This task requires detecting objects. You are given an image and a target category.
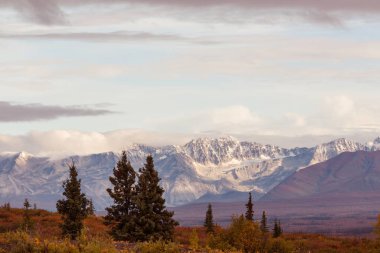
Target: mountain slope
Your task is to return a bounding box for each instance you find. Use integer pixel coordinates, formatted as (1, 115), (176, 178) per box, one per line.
(262, 150), (380, 201)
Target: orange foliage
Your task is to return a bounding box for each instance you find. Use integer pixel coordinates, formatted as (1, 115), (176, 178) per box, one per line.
(0, 207), (108, 239)
(174, 226), (207, 247)
(2, 207), (380, 253)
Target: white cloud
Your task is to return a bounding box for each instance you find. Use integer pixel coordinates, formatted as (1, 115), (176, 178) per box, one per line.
(0, 129), (190, 157)
(151, 105), (263, 134)
(1, 96), (380, 156)
(284, 113), (307, 127)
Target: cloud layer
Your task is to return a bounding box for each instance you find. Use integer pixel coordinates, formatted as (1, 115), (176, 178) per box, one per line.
(0, 129), (190, 157)
(0, 101), (113, 122)
(0, 32), (185, 43)
(3, 0), (380, 25)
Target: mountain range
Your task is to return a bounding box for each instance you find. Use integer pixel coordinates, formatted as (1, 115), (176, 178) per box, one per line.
(0, 136), (379, 210)
(171, 148), (380, 236)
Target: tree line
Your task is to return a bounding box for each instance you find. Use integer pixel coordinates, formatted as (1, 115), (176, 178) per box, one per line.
(204, 192), (282, 238)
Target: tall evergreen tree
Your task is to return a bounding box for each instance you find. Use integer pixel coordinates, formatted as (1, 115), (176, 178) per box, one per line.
(204, 203), (214, 233)
(278, 220), (283, 236)
(260, 211), (268, 233)
(272, 219), (283, 238)
(56, 162), (89, 240)
(273, 219), (279, 238)
(105, 151), (137, 241)
(21, 198), (34, 232)
(245, 192), (254, 221)
(134, 155), (178, 241)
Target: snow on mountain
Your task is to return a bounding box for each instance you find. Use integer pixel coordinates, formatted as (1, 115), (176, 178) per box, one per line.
(0, 137), (377, 210)
(367, 137), (380, 151)
(308, 138), (368, 165)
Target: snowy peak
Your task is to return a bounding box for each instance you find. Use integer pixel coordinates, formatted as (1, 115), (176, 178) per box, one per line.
(14, 152), (32, 166)
(309, 138), (367, 165)
(183, 136), (241, 165)
(367, 137), (380, 151)
(182, 136), (294, 165)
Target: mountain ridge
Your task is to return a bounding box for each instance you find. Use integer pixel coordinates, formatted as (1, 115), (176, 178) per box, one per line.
(0, 136), (379, 210)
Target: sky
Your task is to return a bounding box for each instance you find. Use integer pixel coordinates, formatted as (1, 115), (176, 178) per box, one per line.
(0, 0), (380, 155)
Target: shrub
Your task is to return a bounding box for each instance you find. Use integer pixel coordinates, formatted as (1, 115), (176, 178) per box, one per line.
(207, 215), (264, 253)
(189, 229), (199, 251)
(267, 238), (293, 253)
(133, 240), (180, 253)
(2, 229), (118, 253)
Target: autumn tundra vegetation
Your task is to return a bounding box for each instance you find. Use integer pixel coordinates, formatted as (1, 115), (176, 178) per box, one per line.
(1, 151), (380, 252)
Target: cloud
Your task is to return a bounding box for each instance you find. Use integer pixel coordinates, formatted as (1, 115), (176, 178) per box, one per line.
(315, 95), (380, 133)
(1, 0), (66, 25)
(0, 31), (187, 43)
(151, 105), (263, 134)
(0, 129), (190, 157)
(0, 99), (379, 156)
(58, 0), (380, 13)
(3, 0), (380, 26)
(0, 101), (114, 122)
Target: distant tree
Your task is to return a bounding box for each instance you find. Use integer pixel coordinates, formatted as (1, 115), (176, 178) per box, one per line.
(204, 203), (215, 233)
(86, 199), (95, 216)
(2, 202), (11, 210)
(375, 215), (380, 239)
(33, 203), (37, 210)
(105, 151), (137, 241)
(133, 155), (178, 241)
(56, 162), (89, 240)
(272, 219), (283, 238)
(21, 198), (34, 232)
(245, 192), (254, 221)
(260, 211), (268, 233)
(278, 220), (283, 236)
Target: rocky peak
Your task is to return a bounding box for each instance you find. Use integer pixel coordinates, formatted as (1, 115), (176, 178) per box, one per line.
(183, 136), (241, 165)
(374, 137), (380, 144)
(309, 138), (366, 165)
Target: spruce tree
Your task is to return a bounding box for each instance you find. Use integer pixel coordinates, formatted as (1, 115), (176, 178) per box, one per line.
(273, 219), (279, 238)
(21, 198), (34, 232)
(278, 220), (283, 236)
(86, 199), (95, 216)
(204, 203), (214, 233)
(272, 219), (282, 238)
(245, 192), (254, 221)
(260, 211), (268, 233)
(105, 151), (137, 241)
(56, 162), (89, 240)
(134, 155), (178, 241)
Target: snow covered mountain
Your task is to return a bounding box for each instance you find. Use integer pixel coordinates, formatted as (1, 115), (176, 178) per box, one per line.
(0, 136), (377, 210)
